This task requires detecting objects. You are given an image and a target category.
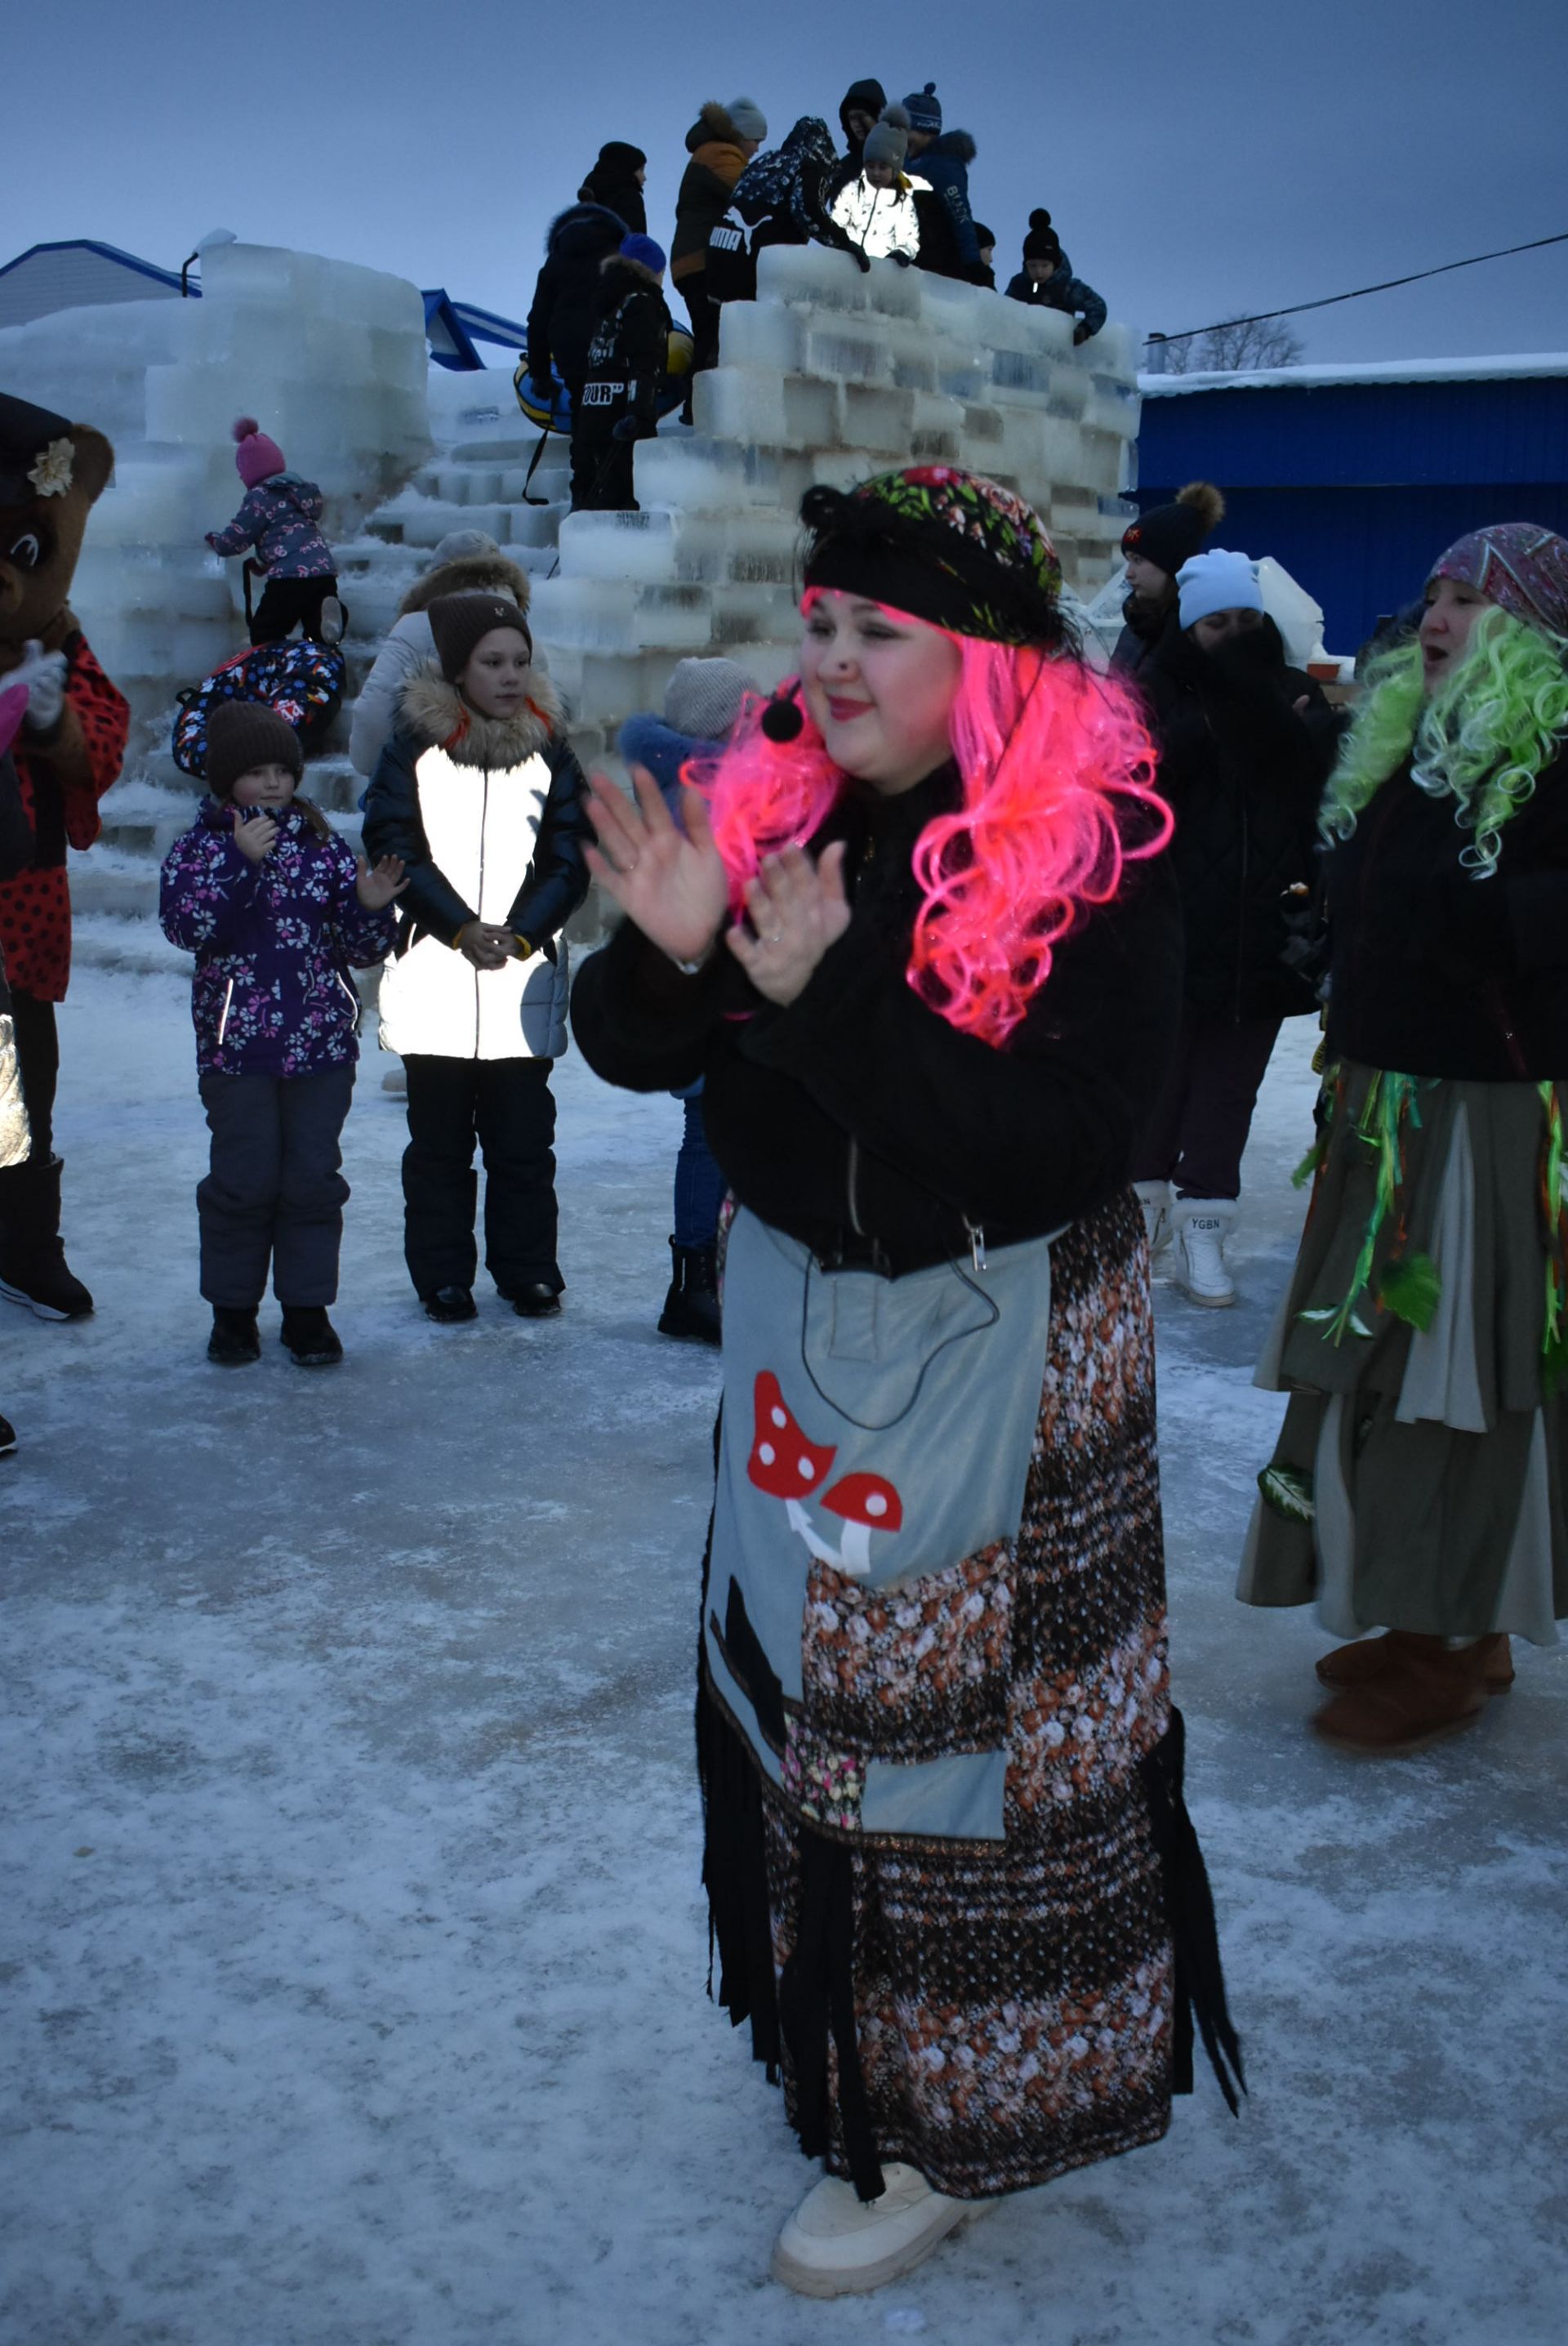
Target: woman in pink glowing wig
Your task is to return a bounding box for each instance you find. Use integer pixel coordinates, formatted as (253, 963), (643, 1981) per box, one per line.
(572, 466), (1241, 2297)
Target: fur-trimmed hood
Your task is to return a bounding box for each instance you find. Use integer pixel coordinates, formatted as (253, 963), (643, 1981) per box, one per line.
(399, 662), (563, 768)
(544, 200), (632, 260)
(399, 554), (532, 619)
(925, 129), (977, 164)
(597, 252), (664, 296)
(686, 100), (746, 154)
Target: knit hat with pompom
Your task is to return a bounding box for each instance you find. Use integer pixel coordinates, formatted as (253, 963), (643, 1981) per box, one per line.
(902, 82), (942, 132)
(232, 417), (287, 488)
(862, 104), (910, 170)
(1022, 210), (1061, 264)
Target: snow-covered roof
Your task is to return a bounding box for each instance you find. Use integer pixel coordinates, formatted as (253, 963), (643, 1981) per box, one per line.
(0, 240), (187, 330)
(1139, 352), (1568, 395)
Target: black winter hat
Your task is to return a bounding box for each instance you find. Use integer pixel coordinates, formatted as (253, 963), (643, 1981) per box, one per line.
(594, 140), (647, 173)
(1120, 481), (1227, 579)
(1022, 209), (1061, 264)
(205, 701), (305, 796)
(427, 593), (532, 681)
(972, 223), (996, 249)
(839, 78), (887, 137)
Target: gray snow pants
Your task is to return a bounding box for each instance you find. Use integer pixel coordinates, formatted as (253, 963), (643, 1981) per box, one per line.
(197, 1066), (354, 1308)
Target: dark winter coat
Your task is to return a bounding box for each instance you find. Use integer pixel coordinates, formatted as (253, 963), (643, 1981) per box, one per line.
(1111, 600), (1178, 680)
(672, 105), (753, 284)
(1004, 253), (1107, 344)
(207, 475), (336, 578)
(577, 255), (673, 436)
(1143, 618), (1341, 1022)
(526, 203), (631, 390)
(577, 163), (646, 237)
(159, 797), (395, 1078)
(910, 132), (981, 279)
(0, 632), (128, 1002)
(1325, 752), (1568, 1082)
(571, 763), (1182, 1273)
(363, 667), (589, 1061)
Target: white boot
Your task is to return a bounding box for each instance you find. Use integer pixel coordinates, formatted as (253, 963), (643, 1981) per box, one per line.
(771, 2162), (973, 2298)
(1174, 1198), (1238, 1307)
(1134, 1179), (1173, 1268)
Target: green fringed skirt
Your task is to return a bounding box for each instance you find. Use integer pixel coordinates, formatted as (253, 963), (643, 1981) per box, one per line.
(1239, 1063), (1568, 1644)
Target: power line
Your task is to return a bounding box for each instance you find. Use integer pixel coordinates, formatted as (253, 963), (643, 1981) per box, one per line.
(1154, 230), (1568, 345)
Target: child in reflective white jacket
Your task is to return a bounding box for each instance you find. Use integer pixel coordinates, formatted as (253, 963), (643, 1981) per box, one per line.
(829, 105), (923, 264)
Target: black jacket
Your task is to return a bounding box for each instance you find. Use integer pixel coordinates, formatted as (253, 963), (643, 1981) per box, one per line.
(577, 256), (672, 435)
(1143, 618), (1341, 1021)
(577, 165), (646, 237)
(571, 765), (1182, 1273)
(1326, 752), (1568, 1080)
(526, 203), (630, 389)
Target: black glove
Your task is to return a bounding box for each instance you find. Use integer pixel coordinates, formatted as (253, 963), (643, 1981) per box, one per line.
(853, 248), (871, 273)
(1072, 321), (1093, 346)
(892, 250), (913, 268)
(612, 413), (642, 443)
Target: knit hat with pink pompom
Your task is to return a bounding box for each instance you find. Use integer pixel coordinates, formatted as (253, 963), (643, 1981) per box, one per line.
(232, 417), (286, 488)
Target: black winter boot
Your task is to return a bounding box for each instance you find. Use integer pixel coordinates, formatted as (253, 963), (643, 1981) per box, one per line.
(0, 1412), (16, 1456)
(0, 1155), (94, 1320)
(658, 1237), (721, 1345)
(208, 1306), (261, 1366)
(279, 1305), (343, 1367)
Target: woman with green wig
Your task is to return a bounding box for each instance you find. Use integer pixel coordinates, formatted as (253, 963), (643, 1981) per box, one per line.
(1240, 522), (1568, 1753)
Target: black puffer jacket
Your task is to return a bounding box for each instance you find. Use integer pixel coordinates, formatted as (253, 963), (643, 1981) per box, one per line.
(571, 765), (1182, 1273)
(579, 255), (673, 435)
(1326, 752), (1568, 1080)
(526, 203), (630, 389)
(1143, 617), (1342, 1021)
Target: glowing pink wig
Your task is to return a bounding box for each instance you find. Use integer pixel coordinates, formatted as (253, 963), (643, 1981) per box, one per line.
(689, 600), (1170, 1048)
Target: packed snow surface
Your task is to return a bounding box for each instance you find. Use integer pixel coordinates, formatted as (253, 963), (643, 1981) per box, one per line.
(2, 975), (1564, 2344)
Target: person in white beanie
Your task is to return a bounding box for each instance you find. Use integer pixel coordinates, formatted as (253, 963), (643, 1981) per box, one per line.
(1133, 549), (1343, 1305)
(829, 105), (925, 262)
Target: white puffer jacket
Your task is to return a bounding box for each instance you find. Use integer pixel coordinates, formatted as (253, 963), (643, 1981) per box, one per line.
(829, 173), (926, 262)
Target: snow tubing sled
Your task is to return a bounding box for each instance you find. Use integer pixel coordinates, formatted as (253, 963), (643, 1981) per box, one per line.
(172, 640), (346, 778)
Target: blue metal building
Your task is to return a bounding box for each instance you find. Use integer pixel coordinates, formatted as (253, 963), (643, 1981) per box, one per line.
(1134, 355), (1568, 653)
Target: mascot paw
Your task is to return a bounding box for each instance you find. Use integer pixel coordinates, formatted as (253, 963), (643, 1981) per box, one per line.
(13, 639), (68, 733)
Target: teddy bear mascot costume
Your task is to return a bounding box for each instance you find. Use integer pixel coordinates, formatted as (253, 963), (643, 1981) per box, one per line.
(0, 392), (128, 1319)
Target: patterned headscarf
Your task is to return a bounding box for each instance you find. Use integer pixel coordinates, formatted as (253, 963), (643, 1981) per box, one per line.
(801, 466), (1065, 645)
(1429, 523), (1568, 643)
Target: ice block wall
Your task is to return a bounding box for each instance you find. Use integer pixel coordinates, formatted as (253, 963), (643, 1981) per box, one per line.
(0, 243), (431, 728)
(531, 244), (1141, 742)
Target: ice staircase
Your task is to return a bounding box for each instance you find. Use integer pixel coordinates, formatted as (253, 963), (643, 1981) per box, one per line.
(71, 247), (1143, 975)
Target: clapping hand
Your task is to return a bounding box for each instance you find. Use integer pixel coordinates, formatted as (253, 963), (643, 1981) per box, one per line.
(585, 766), (730, 967)
(231, 807), (278, 863)
(726, 844), (851, 1006)
(355, 853), (408, 910)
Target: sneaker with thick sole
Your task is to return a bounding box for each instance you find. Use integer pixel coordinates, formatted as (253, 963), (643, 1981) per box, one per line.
(1173, 1199), (1237, 1308)
(0, 1257), (95, 1321)
(770, 2164), (975, 2299)
(318, 595), (346, 646)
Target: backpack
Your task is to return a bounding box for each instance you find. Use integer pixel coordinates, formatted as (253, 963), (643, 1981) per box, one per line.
(172, 640), (345, 778)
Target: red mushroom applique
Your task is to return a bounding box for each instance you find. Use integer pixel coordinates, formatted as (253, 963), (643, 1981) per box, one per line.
(747, 1373), (839, 1558)
(820, 1471), (904, 1578)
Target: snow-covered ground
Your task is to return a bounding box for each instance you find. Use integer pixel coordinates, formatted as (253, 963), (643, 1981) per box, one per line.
(2, 973), (1564, 2346)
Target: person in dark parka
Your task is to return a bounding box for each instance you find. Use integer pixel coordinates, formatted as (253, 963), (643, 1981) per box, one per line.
(525, 203), (631, 410)
(571, 235), (674, 512)
(577, 141), (648, 236)
(901, 83), (984, 281)
(1111, 481), (1226, 680)
(1133, 549), (1343, 1305)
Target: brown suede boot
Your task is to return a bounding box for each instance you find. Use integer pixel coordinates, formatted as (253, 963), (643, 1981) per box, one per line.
(1312, 1636), (1499, 1755)
(1316, 1629), (1514, 1693)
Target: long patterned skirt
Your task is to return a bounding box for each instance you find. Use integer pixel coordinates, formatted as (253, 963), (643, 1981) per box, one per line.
(700, 1190), (1238, 2201)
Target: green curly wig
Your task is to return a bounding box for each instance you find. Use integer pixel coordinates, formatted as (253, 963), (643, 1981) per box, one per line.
(1321, 604), (1568, 876)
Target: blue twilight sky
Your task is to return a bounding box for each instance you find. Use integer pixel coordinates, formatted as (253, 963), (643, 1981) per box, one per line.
(10, 0), (1566, 364)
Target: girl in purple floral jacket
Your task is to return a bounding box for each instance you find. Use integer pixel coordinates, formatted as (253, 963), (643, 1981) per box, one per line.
(159, 702), (405, 1367)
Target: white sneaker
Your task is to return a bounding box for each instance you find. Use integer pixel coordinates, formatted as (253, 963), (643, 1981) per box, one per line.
(1134, 1179), (1173, 1268)
(318, 595), (346, 646)
(771, 2163), (973, 2298)
(1174, 1198), (1237, 1307)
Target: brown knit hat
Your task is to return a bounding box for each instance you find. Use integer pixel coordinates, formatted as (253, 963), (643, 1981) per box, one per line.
(427, 593), (532, 681)
(205, 700), (305, 796)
